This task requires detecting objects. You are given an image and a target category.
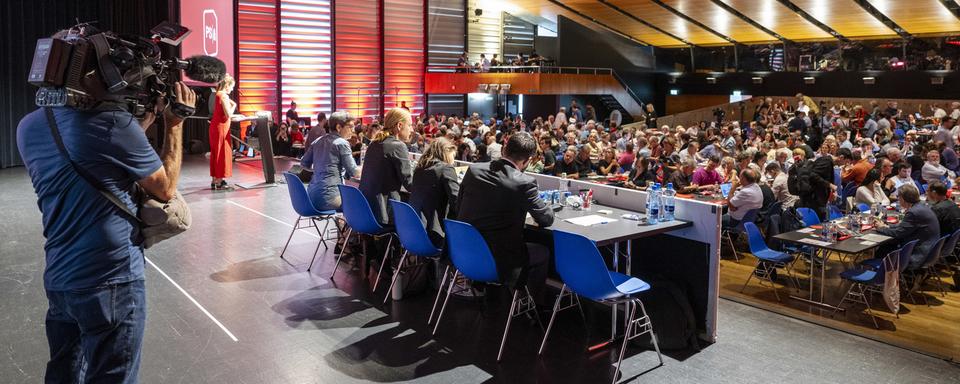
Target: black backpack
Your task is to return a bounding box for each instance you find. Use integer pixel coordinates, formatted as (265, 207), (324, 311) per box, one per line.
(787, 159), (814, 198)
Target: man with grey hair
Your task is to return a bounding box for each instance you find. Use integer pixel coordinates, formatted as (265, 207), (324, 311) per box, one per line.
(875, 184), (940, 267)
(668, 158), (698, 193)
(884, 146), (902, 164)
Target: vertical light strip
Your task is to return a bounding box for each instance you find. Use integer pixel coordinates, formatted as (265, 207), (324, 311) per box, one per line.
(238, 0), (279, 118)
(383, 0), (425, 116)
(280, 0), (334, 121)
(335, 0), (382, 122)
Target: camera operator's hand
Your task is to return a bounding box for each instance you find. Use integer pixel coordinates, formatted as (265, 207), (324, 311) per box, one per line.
(164, 82), (197, 128)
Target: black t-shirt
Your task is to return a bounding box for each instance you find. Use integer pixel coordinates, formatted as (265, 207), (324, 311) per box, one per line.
(597, 159), (618, 175)
(555, 159), (580, 177)
(628, 168), (656, 187)
(575, 157), (594, 178)
(286, 109), (299, 122)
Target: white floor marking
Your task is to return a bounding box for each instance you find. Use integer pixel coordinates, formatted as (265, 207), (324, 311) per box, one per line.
(225, 199), (322, 239)
(145, 257), (240, 342)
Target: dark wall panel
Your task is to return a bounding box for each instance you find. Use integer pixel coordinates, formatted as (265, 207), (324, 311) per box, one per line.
(1, 0), (174, 168)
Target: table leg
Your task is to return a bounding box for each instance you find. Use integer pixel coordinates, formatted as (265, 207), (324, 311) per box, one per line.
(611, 242), (619, 341)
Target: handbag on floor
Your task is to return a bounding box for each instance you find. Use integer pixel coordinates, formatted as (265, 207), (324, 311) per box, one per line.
(44, 108), (191, 249)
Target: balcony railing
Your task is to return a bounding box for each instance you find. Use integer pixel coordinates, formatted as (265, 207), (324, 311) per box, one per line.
(426, 66), (644, 106)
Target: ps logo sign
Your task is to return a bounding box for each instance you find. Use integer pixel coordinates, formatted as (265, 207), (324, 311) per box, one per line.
(203, 9), (218, 56)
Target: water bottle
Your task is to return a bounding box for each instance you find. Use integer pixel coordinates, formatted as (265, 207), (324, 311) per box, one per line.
(359, 142), (367, 166)
(559, 173), (569, 206)
(662, 183), (676, 221)
(647, 184), (660, 225)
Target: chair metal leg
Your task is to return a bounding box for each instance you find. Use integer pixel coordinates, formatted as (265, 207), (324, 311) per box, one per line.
(636, 300), (664, 366)
(383, 251), (409, 305)
(740, 261), (759, 293)
(280, 216), (302, 259)
(372, 235), (394, 292)
(432, 270), (459, 335)
(859, 284), (880, 329)
(427, 265), (450, 325)
(306, 219), (326, 272)
(538, 284), (565, 355)
(316, 218), (332, 250)
(330, 228), (353, 278)
(612, 300), (638, 384)
(497, 289), (521, 362)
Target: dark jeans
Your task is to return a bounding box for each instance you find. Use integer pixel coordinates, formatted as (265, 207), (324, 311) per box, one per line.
(721, 214), (741, 230)
(45, 279), (146, 384)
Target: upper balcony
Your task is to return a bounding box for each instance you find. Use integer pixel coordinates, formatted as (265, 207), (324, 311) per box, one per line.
(424, 66), (646, 119)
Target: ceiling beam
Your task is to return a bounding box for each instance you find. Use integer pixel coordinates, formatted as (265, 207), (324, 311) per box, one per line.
(545, 0), (653, 46)
(706, 0), (793, 44)
(595, 0), (699, 47)
(647, 0), (740, 45)
(938, 0), (960, 24)
(850, 0), (911, 39)
(775, 0), (849, 42)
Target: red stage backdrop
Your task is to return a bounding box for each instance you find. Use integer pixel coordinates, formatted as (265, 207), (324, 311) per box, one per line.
(180, 0), (236, 84)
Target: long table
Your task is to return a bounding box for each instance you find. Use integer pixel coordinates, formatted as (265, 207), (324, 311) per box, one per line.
(526, 202), (692, 340)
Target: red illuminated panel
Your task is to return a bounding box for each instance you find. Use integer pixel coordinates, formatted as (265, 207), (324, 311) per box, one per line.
(335, 0), (382, 123)
(280, 0), (334, 122)
(383, 0), (425, 117)
(237, 0), (278, 118)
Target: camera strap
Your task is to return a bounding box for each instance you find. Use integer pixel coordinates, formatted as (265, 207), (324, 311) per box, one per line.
(44, 107), (142, 223)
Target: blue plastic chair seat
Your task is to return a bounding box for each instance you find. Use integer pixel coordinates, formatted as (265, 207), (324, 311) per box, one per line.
(860, 258), (882, 269)
(610, 272), (650, 295)
(753, 248), (793, 263)
(840, 268), (877, 283)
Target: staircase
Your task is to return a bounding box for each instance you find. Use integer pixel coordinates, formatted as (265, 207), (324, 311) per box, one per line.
(597, 95), (635, 125)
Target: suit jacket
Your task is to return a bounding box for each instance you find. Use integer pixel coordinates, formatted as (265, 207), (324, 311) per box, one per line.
(876, 204), (941, 265)
(457, 159), (554, 278)
(359, 136), (413, 225)
(408, 162), (460, 241)
(930, 199), (960, 237)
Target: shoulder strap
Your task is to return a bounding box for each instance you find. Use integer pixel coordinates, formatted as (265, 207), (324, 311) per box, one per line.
(44, 108), (142, 223)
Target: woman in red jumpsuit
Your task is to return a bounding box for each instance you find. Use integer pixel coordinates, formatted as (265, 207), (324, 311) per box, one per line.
(210, 74), (236, 189)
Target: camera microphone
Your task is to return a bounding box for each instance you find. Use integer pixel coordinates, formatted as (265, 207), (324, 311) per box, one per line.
(178, 55), (226, 84)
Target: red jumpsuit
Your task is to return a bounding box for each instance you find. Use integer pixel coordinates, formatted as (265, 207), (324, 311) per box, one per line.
(209, 91), (233, 178)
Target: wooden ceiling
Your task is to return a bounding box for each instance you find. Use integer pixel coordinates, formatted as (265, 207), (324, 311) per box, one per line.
(507, 0), (960, 47)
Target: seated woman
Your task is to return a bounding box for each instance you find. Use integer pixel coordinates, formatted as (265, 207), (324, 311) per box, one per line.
(625, 157), (657, 190)
(408, 138), (460, 245)
(301, 111), (359, 211)
(359, 108), (414, 225)
(597, 147), (619, 176)
(855, 168), (890, 207)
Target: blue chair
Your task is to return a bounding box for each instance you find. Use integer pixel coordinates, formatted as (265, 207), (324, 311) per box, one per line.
(828, 205), (844, 220)
(383, 200), (443, 306)
(839, 182), (857, 206)
(432, 219), (542, 362)
(833, 248), (900, 329)
(740, 222), (799, 302)
(280, 172), (337, 271)
(796, 207), (821, 226)
(904, 235), (949, 305)
(332, 185), (397, 292)
(540, 230), (662, 383)
(856, 203), (871, 213)
(722, 208), (760, 262)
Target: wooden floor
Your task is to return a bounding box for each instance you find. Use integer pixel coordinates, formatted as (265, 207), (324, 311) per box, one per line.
(718, 243), (960, 361)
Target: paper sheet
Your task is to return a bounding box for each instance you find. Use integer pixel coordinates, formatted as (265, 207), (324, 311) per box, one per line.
(564, 215), (618, 226)
(798, 238), (833, 247)
(797, 228), (815, 233)
(860, 240), (877, 246)
(859, 233), (892, 242)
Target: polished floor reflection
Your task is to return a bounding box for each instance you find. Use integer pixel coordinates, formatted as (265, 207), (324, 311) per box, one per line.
(1, 155), (958, 383)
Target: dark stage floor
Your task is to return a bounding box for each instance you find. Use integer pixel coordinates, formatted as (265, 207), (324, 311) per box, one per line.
(2, 155), (959, 383)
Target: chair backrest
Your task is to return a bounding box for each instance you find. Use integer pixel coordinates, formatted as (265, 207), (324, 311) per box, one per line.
(283, 172), (323, 216)
(897, 239), (919, 273)
(840, 182), (857, 201)
(389, 200), (441, 257)
(829, 204), (843, 221)
(940, 228), (960, 260)
(796, 207), (820, 226)
(856, 203), (871, 213)
(553, 230), (623, 301)
(337, 184), (384, 234)
(442, 219), (499, 283)
(743, 222), (771, 255)
(920, 235), (949, 269)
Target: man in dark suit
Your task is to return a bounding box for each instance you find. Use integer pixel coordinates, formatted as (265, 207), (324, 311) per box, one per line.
(875, 184), (941, 267)
(926, 181), (960, 237)
(457, 131), (554, 305)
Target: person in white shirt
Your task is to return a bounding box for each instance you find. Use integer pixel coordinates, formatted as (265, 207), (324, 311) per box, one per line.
(554, 107), (567, 130)
(922, 149), (955, 184)
(933, 117), (956, 148)
(479, 54), (490, 72)
(723, 169), (764, 229)
(765, 162), (798, 208)
(885, 162), (914, 200)
(855, 169), (890, 206)
(485, 134), (502, 161)
(931, 104), (948, 120)
(949, 101), (960, 120)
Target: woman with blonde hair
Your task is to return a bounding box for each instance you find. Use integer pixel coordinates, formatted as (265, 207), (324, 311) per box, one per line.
(409, 137), (460, 242)
(209, 73), (236, 189)
(359, 108), (414, 225)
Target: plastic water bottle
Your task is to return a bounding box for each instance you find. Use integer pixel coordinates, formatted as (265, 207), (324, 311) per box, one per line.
(559, 173), (569, 206)
(662, 183), (676, 221)
(647, 184), (660, 225)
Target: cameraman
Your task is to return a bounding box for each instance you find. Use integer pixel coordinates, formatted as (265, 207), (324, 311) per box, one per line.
(17, 82), (196, 383)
